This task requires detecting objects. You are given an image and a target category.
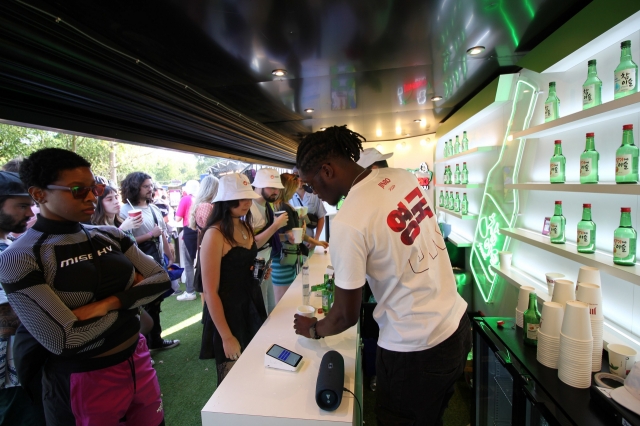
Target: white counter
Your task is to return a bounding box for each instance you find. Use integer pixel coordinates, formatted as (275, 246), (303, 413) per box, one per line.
(201, 247), (361, 426)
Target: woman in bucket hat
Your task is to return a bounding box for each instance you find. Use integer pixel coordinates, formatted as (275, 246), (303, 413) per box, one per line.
(199, 173), (269, 384)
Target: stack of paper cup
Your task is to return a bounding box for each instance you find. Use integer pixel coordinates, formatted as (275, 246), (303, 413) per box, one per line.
(545, 273), (564, 298)
(577, 266), (601, 287)
(551, 279), (575, 308)
(537, 301), (564, 368)
(576, 282), (604, 372)
(516, 286), (536, 328)
(558, 301), (593, 388)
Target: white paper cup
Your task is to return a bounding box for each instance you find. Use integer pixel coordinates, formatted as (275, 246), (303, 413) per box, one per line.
(540, 301), (564, 337)
(296, 305), (315, 318)
(292, 228), (303, 244)
(517, 286), (536, 312)
(608, 344), (637, 378)
(274, 211), (286, 218)
(561, 301), (592, 341)
(552, 279), (575, 308)
(499, 251), (512, 269)
(577, 266), (601, 286)
(545, 273), (564, 297)
(576, 283), (603, 319)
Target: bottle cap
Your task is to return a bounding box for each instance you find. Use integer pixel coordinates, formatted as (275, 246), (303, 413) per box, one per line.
(554, 140), (562, 144)
(621, 40), (631, 48)
(588, 59), (596, 66)
(463, 162), (467, 164)
(586, 132), (594, 137)
(463, 131), (467, 134)
(583, 203), (591, 208)
(623, 124), (633, 130)
(555, 201), (562, 205)
(622, 207), (631, 212)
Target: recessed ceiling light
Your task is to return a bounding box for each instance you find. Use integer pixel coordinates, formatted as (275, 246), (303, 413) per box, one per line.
(466, 46), (485, 55)
(304, 108), (314, 113)
(431, 96), (443, 101)
(320, 127), (327, 131)
(272, 69), (287, 76)
(376, 129), (382, 137)
(414, 119), (422, 123)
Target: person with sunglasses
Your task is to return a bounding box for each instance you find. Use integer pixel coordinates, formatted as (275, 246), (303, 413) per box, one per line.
(0, 148), (170, 426)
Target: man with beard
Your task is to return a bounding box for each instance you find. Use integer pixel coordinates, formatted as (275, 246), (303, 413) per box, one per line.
(120, 172), (179, 351)
(0, 171), (45, 424)
(250, 168), (289, 314)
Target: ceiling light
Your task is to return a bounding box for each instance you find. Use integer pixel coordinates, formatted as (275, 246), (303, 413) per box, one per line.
(304, 108), (314, 113)
(320, 127), (327, 131)
(420, 139), (427, 146)
(431, 96), (443, 101)
(376, 129), (382, 137)
(272, 69), (287, 76)
(376, 144), (383, 151)
(507, 135), (513, 141)
(396, 143), (403, 149)
(395, 126), (402, 135)
(466, 46), (485, 55)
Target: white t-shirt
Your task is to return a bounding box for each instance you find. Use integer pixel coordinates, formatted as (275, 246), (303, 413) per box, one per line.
(120, 204), (167, 259)
(331, 168), (467, 352)
(250, 201), (271, 261)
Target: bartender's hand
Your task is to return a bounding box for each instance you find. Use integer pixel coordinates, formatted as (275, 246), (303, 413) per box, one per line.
(274, 212), (289, 229)
(293, 314), (317, 338)
(223, 335), (242, 361)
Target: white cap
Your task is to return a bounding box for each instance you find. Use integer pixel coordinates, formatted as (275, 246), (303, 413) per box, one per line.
(183, 180), (200, 196)
(252, 168), (284, 189)
(356, 148), (393, 168)
(611, 360), (640, 415)
(213, 174), (261, 202)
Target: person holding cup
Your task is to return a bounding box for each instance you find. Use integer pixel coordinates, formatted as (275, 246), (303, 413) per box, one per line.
(91, 185), (143, 242)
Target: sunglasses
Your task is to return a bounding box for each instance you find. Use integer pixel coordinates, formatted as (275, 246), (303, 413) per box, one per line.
(47, 184), (106, 199)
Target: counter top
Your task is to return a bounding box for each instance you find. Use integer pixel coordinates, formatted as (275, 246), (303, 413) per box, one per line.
(201, 248), (360, 426)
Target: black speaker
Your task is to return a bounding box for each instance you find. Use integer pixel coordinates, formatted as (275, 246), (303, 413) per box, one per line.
(315, 350), (344, 411)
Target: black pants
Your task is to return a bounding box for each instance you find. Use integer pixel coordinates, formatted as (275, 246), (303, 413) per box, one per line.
(143, 297), (165, 348)
(375, 314), (471, 426)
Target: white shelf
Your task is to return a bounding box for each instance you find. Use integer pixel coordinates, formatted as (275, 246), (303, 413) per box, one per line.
(506, 182), (640, 195)
(490, 265), (551, 302)
(438, 208), (478, 220)
(447, 233), (472, 247)
(500, 227), (640, 286)
(434, 146), (499, 163)
(512, 91), (640, 140)
(435, 183), (485, 189)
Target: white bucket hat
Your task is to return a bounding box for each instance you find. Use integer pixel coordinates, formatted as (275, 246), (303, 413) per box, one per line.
(611, 360), (640, 415)
(252, 168), (284, 189)
(213, 174), (260, 202)
(356, 148), (393, 168)
(183, 180), (200, 196)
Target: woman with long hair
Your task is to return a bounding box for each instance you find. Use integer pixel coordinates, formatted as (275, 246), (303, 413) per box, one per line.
(0, 148), (170, 425)
(91, 185), (143, 239)
(199, 173), (267, 384)
(271, 173), (328, 303)
(189, 175), (219, 234)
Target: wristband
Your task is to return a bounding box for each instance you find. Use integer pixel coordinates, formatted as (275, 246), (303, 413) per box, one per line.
(148, 231), (153, 238)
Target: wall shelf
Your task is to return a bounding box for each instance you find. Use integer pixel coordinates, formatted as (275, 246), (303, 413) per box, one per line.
(435, 183), (485, 189)
(438, 208), (478, 220)
(506, 182), (640, 195)
(490, 265), (551, 301)
(448, 233), (472, 247)
(500, 227), (640, 286)
(511, 91), (640, 140)
(434, 146), (499, 163)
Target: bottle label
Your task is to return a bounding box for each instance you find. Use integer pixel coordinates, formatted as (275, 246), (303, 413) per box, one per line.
(616, 154), (632, 176)
(550, 223), (560, 238)
(583, 84), (595, 105)
(526, 323), (540, 340)
(544, 102), (555, 120)
(577, 229), (591, 246)
(580, 158), (592, 176)
(614, 237), (630, 257)
(615, 69), (636, 93)
(550, 161), (561, 178)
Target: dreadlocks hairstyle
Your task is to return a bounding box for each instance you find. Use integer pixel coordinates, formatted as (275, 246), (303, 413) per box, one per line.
(295, 125), (366, 174)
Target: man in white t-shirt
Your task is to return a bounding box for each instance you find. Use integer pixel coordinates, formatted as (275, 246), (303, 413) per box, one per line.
(293, 126), (470, 425)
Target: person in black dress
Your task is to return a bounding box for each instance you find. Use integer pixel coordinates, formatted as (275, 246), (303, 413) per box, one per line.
(199, 173), (268, 384)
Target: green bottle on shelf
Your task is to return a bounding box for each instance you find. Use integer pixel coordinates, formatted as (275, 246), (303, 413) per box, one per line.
(582, 59), (602, 110)
(447, 191), (454, 210)
(544, 81), (560, 123)
(460, 193), (469, 215)
(444, 140), (450, 158)
(577, 203), (596, 254)
(462, 131), (469, 151)
(614, 40), (638, 99)
(523, 292), (541, 346)
(550, 201), (566, 244)
(616, 124), (638, 183)
(580, 132), (599, 184)
(454, 135), (461, 155)
(613, 207), (637, 266)
(461, 162), (469, 184)
(550, 140), (566, 183)
(447, 165), (453, 184)
(454, 192), (460, 212)
(454, 164), (461, 184)
(439, 190), (444, 207)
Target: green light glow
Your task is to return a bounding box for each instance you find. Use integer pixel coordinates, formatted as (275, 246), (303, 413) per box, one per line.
(499, 0), (520, 47)
(523, 0), (535, 19)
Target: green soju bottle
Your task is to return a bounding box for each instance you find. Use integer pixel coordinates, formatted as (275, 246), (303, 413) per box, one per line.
(550, 201), (566, 244)
(461, 131), (469, 151)
(583, 59), (602, 110)
(616, 124), (638, 183)
(613, 207), (637, 266)
(454, 135), (461, 155)
(447, 165), (453, 184)
(444, 140), (450, 158)
(439, 190), (444, 207)
(454, 164), (461, 184)
(523, 292), (541, 346)
(544, 81), (560, 122)
(461, 193), (469, 215)
(580, 132), (599, 184)
(447, 191), (454, 210)
(461, 162), (469, 184)
(550, 140), (566, 183)
(454, 192), (460, 212)
(577, 203), (596, 254)
(614, 40), (638, 99)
